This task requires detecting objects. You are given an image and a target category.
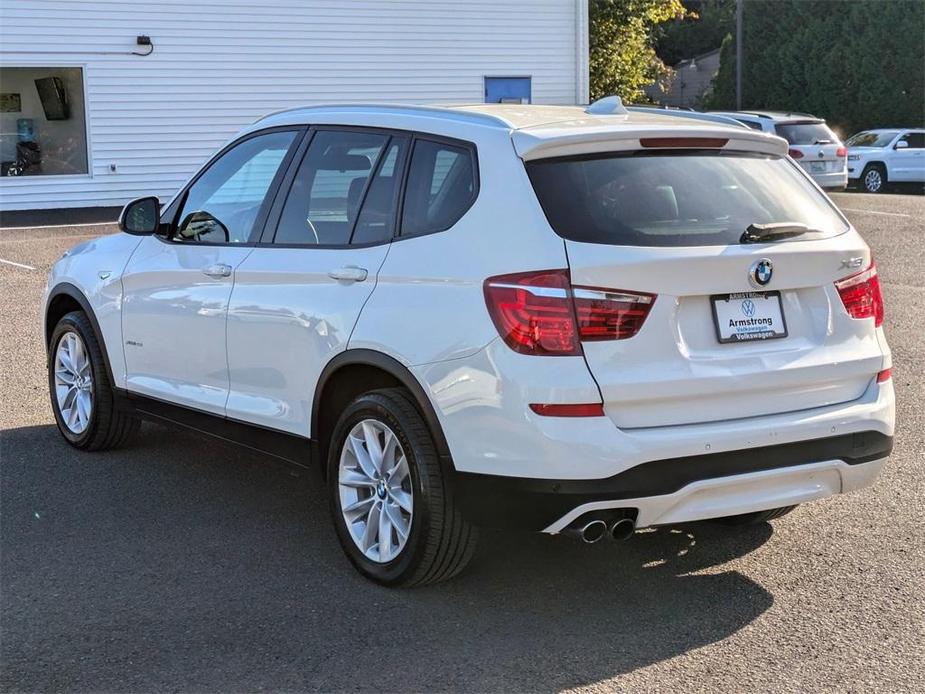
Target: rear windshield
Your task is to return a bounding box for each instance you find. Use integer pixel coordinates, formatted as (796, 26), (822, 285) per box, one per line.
(775, 121), (837, 145)
(526, 151), (848, 247)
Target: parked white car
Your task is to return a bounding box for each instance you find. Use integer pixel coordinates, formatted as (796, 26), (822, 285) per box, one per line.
(845, 128), (925, 193)
(710, 111), (848, 190)
(44, 102), (894, 586)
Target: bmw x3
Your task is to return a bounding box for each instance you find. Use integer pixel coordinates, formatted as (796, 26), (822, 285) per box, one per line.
(44, 101), (895, 586)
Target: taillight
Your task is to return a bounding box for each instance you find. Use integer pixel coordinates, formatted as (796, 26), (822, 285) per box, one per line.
(483, 270), (581, 356)
(877, 368), (891, 383)
(789, 148), (804, 159)
(836, 146), (848, 157)
(835, 262), (884, 327)
(572, 287), (656, 341)
(483, 270), (656, 356)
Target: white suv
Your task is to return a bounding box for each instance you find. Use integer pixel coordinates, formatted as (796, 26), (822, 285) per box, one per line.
(710, 111), (848, 190)
(845, 128), (925, 193)
(44, 102), (895, 586)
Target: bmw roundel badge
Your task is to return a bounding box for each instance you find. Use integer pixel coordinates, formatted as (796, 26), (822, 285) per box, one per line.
(749, 258), (773, 287)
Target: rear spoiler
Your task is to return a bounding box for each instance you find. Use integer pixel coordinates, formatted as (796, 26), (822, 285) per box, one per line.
(513, 120), (789, 162)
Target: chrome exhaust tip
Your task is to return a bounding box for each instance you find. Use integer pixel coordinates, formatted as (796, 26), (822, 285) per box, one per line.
(579, 519), (608, 543)
(563, 519), (608, 543)
(609, 518), (636, 542)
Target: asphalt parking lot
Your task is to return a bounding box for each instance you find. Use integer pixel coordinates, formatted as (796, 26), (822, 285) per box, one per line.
(1, 192), (923, 692)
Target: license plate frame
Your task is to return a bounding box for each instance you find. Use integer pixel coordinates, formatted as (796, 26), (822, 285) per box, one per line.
(810, 161), (826, 173)
(710, 291), (788, 344)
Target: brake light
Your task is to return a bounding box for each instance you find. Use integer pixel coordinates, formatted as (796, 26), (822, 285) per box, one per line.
(572, 287), (656, 341)
(836, 146), (848, 157)
(483, 270), (580, 355)
(788, 148), (804, 159)
(483, 270), (656, 356)
(640, 137), (728, 149)
(835, 262), (884, 327)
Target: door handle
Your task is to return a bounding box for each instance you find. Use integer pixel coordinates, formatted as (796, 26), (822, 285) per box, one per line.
(202, 263), (232, 279)
(328, 266), (368, 282)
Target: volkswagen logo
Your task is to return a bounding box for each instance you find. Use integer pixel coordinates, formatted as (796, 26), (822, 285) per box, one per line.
(741, 299), (757, 317)
(749, 258), (773, 287)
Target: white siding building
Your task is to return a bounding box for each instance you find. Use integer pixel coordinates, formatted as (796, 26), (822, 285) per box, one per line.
(0, 0), (588, 211)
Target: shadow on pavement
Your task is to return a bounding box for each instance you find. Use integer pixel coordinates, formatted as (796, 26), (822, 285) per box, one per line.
(1, 422), (775, 692)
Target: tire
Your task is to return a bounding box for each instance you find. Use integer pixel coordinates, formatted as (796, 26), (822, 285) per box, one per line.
(48, 311), (139, 450)
(713, 505), (797, 526)
(327, 388), (477, 587)
(861, 164), (887, 193)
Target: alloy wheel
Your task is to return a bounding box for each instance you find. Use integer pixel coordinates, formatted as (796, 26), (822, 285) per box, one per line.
(338, 418), (413, 563)
(54, 331), (94, 434)
(864, 168), (883, 193)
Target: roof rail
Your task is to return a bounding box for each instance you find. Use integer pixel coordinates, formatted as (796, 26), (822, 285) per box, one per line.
(624, 107), (750, 129)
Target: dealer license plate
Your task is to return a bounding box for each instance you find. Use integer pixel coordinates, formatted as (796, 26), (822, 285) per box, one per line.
(711, 291), (788, 343)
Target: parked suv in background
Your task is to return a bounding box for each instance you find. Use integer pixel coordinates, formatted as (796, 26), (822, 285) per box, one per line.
(44, 101), (894, 586)
(845, 128), (925, 193)
(710, 111), (848, 190)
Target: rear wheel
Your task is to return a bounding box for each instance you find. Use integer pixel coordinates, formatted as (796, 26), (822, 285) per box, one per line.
(861, 164), (887, 193)
(714, 505), (796, 526)
(48, 311), (139, 450)
(327, 388), (477, 587)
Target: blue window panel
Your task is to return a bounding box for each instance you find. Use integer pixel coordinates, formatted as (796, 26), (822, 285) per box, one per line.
(484, 77), (532, 104)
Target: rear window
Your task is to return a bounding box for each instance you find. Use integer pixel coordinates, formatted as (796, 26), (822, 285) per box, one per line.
(526, 151), (848, 247)
(775, 121), (837, 145)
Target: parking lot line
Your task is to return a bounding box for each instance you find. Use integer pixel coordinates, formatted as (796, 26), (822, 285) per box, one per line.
(0, 257), (36, 270)
(0, 221), (116, 232)
(838, 207), (911, 218)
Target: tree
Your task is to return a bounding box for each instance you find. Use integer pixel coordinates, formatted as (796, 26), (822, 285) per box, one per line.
(656, 0), (735, 66)
(705, 0), (925, 136)
(590, 0), (687, 102)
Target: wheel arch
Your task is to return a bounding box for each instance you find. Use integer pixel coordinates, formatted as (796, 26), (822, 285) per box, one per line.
(312, 350), (451, 463)
(45, 283), (116, 385)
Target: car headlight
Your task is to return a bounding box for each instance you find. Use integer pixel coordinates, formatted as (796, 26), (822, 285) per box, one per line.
(847, 154), (861, 161)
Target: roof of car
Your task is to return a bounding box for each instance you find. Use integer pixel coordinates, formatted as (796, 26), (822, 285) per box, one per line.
(252, 103), (788, 160)
(256, 102), (741, 133)
(710, 110), (823, 122)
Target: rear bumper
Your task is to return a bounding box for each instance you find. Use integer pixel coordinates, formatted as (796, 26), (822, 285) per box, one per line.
(809, 169), (848, 189)
(453, 431), (892, 531)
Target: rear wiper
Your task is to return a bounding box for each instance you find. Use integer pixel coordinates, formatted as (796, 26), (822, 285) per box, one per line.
(813, 138), (833, 145)
(740, 222), (821, 244)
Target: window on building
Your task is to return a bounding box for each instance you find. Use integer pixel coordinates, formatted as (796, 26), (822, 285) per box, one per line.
(0, 67), (88, 176)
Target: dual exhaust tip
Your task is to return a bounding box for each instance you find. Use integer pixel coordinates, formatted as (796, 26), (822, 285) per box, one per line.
(565, 517), (636, 544)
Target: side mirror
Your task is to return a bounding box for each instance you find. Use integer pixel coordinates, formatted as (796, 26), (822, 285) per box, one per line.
(895, 140), (909, 150)
(119, 196), (160, 235)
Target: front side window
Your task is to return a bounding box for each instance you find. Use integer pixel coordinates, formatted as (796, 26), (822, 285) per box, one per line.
(274, 130), (391, 246)
(898, 132), (925, 149)
(846, 131), (899, 148)
(173, 130), (296, 244)
(401, 139), (477, 236)
(526, 150), (849, 248)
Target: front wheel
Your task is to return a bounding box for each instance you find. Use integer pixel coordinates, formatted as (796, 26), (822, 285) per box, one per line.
(327, 388), (477, 587)
(48, 311), (139, 450)
(861, 164), (887, 193)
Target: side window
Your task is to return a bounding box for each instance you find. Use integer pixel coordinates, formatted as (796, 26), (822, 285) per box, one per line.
(174, 131), (296, 244)
(352, 139), (409, 245)
(900, 133), (925, 149)
(401, 139), (477, 237)
(274, 130), (389, 246)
